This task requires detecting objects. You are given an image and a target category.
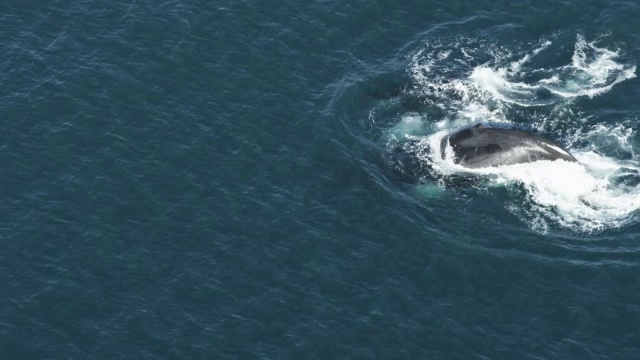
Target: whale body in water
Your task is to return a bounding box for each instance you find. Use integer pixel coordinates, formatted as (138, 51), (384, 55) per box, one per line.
(440, 123), (576, 168)
(387, 123), (577, 183)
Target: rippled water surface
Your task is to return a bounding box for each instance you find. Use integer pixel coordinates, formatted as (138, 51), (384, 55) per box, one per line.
(2, 1), (640, 358)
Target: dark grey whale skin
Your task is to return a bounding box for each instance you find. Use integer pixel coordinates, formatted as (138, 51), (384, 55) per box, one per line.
(440, 124), (577, 168)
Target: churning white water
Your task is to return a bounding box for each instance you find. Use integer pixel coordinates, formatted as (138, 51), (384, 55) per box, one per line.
(386, 35), (639, 232)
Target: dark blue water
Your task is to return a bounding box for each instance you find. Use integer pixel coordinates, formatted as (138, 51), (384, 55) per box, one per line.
(3, 1), (640, 358)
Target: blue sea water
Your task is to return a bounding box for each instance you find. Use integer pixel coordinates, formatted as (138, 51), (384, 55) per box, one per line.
(2, 0), (640, 358)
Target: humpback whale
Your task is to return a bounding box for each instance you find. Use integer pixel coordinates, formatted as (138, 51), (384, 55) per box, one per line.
(440, 123), (576, 168)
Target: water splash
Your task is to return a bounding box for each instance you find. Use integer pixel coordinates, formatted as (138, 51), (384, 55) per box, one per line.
(382, 35), (639, 232)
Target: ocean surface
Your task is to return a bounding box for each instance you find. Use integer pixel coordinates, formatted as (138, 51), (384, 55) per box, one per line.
(2, 1), (640, 358)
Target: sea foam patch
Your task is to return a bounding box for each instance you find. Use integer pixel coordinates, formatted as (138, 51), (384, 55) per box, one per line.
(388, 35), (639, 232)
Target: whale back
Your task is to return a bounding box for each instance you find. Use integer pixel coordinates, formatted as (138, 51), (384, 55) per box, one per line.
(440, 124), (576, 168)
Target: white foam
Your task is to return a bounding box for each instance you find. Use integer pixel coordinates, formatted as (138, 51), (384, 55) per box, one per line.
(546, 35), (636, 98)
(493, 157), (640, 233)
(409, 35), (636, 108)
(397, 35), (639, 232)
(416, 126), (640, 233)
(469, 66), (542, 107)
(509, 40), (552, 75)
(385, 124), (640, 232)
